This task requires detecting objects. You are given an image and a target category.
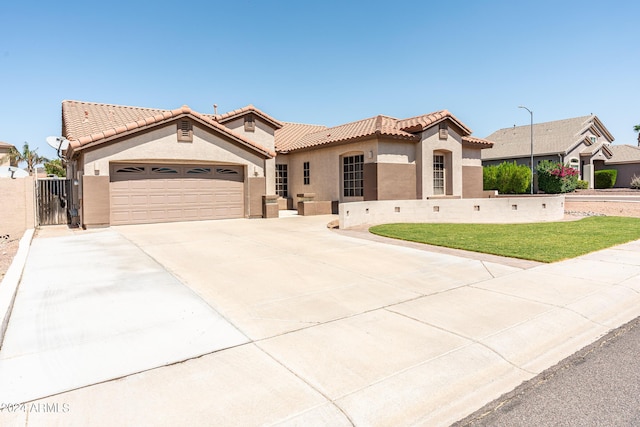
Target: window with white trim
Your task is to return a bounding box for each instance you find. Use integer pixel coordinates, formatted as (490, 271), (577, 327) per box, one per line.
(275, 164), (288, 197)
(433, 154), (445, 195)
(343, 154), (364, 197)
(569, 158), (580, 171)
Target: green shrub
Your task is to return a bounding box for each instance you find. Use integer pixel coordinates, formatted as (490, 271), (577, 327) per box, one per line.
(536, 160), (579, 193)
(483, 165), (499, 190)
(594, 170), (617, 189)
(630, 175), (640, 189)
(576, 180), (589, 190)
(483, 162), (531, 194)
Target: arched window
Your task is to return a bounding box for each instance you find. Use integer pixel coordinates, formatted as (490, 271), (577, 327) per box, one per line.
(569, 158), (580, 171)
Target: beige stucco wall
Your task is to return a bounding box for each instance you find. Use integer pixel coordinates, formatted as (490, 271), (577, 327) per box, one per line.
(418, 126), (463, 198)
(0, 176), (36, 238)
(286, 140), (378, 205)
(74, 121), (272, 223)
(283, 137), (418, 205)
(339, 195), (565, 229)
(81, 122), (267, 179)
(377, 140), (416, 164)
(222, 117), (276, 152)
(82, 175), (110, 227)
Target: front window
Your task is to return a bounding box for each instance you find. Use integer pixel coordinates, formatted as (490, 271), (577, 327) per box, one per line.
(343, 154), (364, 197)
(303, 161), (310, 185)
(275, 164), (288, 197)
(433, 154), (445, 195)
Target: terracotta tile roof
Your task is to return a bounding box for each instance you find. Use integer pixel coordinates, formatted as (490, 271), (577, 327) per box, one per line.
(276, 115), (420, 152)
(606, 144), (640, 164)
(275, 110), (486, 153)
(0, 141), (14, 149)
(213, 105), (283, 129)
(62, 100), (275, 157)
(397, 110), (472, 134)
(275, 122), (328, 152)
(482, 115), (614, 160)
(462, 136), (494, 148)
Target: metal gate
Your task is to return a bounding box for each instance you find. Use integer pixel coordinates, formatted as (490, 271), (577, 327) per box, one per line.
(36, 178), (71, 225)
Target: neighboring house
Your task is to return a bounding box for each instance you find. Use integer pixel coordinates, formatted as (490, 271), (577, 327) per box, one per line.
(61, 100), (493, 228)
(603, 144), (640, 187)
(0, 141), (16, 167)
(482, 115), (615, 188)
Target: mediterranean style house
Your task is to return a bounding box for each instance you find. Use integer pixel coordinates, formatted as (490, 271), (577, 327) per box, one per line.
(482, 115), (640, 188)
(61, 100), (493, 227)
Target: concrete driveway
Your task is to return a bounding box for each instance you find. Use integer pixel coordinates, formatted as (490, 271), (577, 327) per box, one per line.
(2, 214), (640, 426)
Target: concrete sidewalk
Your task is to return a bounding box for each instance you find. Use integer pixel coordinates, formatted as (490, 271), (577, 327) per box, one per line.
(1, 215), (640, 426)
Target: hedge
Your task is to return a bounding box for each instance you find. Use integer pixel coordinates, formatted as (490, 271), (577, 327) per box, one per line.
(594, 170), (617, 189)
(483, 162), (530, 194)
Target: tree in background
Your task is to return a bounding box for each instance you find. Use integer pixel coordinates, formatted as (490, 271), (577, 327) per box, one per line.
(635, 124), (640, 145)
(9, 142), (49, 175)
(44, 158), (66, 177)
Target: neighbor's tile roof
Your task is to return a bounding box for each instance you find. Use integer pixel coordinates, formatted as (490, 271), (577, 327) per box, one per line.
(62, 100), (275, 157)
(212, 105), (283, 129)
(482, 115), (614, 160)
(0, 141), (14, 149)
(606, 144), (640, 164)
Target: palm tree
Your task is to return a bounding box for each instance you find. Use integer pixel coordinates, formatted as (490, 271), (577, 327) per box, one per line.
(10, 142), (49, 175)
(635, 125), (640, 144)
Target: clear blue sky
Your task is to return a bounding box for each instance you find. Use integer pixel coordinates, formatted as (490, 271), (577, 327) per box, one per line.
(1, 0), (638, 160)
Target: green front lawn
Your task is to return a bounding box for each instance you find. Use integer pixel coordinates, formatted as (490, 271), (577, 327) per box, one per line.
(369, 217), (640, 263)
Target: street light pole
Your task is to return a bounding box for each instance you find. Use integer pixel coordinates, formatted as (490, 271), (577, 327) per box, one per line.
(518, 106), (534, 194)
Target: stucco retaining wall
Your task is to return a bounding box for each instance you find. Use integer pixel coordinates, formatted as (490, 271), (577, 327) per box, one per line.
(339, 195), (565, 229)
(0, 176), (36, 238)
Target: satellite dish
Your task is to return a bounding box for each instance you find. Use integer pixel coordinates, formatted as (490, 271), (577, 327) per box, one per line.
(0, 166), (29, 179)
(46, 136), (69, 151)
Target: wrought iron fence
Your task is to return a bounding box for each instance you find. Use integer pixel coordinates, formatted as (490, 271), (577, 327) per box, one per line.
(36, 178), (71, 225)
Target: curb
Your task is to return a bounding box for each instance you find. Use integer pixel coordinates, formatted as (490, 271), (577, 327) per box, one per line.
(0, 228), (35, 350)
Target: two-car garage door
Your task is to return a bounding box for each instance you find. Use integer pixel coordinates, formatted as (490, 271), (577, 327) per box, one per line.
(110, 163), (244, 225)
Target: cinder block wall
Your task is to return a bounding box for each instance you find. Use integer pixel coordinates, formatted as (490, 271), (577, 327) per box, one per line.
(0, 177), (36, 239)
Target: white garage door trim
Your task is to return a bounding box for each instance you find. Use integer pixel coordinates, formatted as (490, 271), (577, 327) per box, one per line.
(110, 163), (244, 225)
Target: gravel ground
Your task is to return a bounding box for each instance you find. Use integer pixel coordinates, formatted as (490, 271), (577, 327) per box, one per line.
(565, 188), (640, 218)
(0, 237), (20, 282)
(1, 191), (638, 279)
(564, 201), (640, 218)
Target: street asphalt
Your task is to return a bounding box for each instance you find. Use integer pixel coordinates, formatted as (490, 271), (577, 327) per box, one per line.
(1, 214), (640, 426)
(454, 315), (640, 426)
